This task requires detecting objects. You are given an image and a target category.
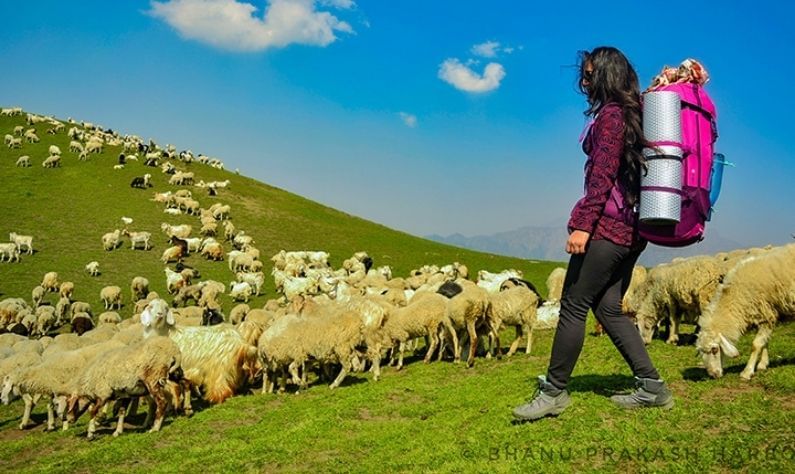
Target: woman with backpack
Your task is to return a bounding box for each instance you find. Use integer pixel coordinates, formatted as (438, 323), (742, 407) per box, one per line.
(512, 46), (673, 422)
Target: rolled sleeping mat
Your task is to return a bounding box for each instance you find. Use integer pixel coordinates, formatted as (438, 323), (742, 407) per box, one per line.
(643, 91), (682, 143)
(641, 91), (683, 224)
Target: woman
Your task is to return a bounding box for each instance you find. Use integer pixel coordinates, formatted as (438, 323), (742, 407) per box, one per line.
(512, 47), (673, 422)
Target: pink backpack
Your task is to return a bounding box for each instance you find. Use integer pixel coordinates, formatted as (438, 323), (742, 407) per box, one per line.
(638, 83), (718, 247)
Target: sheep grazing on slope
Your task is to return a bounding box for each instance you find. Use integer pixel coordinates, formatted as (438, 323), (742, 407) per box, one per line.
(100, 286), (123, 310)
(141, 299), (258, 404)
(66, 336), (182, 439)
(0, 243), (20, 262)
(15, 155), (30, 167)
(2, 340), (123, 431)
(85, 261), (100, 276)
(371, 292), (455, 374)
(31, 286), (46, 307)
(42, 155), (61, 168)
(130, 276), (150, 302)
(102, 229), (122, 251)
(10, 233), (34, 255)
(486, 285), (541, 358)
(59, 281), (75, 300)
(130, 174), (152, 189)
(697, 244), (795, 380)
(123, 230), (152, 250)
(41, 272), (59, 292)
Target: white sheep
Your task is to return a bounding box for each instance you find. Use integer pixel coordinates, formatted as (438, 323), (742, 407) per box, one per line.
(85, 261), (100, 276)
(486, 285), (540, 358)
(69, 140), (83, 153)
(697, 244), (795, 380)
(164, 268), (186, 294)
(237, 272), (265, 296)
(48, 145), (61, 155)
(41, 272), (59, 292)
(2, 340), (123, 431)
(15, 155), (30, 167)
(100, 286), (123, 310)
(122, 230), (152, 250)
(130, 277), (150, 302)
(229, 282), (253, 303)
(140, 299), (258, 404)
(42, 155), (61, 168)
(476, 269), (524, 294)
(66, 336), (182, 439)
(10, 232), (33, 255)
(0, 243), (20, 262)
(102, 229), (122, 251)
(98, 311), (122, 326)
(31, 286), (46, 307)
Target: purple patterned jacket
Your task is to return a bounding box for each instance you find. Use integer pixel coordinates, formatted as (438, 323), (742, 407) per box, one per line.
(568, 103), (641, 248)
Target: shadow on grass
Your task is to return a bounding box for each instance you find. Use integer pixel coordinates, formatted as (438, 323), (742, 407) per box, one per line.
(682, 356), (795, 382)
(566, 374), (637, 395)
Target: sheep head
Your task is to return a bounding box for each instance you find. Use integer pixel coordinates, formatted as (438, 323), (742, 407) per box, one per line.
(141, 298), (175, 337)
(696, 331), (740, 379)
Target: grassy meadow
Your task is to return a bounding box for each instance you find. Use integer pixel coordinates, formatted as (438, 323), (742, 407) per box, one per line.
(0, 111), (793, 473)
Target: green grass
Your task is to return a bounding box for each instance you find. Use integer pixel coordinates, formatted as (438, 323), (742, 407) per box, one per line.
(1, 112), (793, 473)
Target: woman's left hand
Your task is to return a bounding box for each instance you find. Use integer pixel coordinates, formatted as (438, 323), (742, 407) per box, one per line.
(566, 230), (591, 254)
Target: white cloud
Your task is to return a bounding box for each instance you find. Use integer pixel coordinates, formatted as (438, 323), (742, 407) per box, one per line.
(471, 40), (500, 58)
(438, 58), (505, 93)
(149, 0), (353, 52)
(399, 112), (417, 128)
(319, 0), (355, 8)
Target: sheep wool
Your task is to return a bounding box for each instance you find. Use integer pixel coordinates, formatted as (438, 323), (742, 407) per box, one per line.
(697, 244), (795, 380)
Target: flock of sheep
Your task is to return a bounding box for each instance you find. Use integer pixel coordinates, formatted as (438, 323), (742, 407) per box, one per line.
(1, 107), (793, 441)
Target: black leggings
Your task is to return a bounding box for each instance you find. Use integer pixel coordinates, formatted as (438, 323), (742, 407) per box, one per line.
(546, 239), (660, 390)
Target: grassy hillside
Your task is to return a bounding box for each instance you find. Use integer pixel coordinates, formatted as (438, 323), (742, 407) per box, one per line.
(0, 111), (793, 473)
(0, 112), (560, 312)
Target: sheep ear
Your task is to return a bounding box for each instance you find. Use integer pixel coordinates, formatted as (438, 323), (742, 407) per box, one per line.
(166, 309), (176, 326)
(140, 308), (153, 327)
(719, 334), (740, 358)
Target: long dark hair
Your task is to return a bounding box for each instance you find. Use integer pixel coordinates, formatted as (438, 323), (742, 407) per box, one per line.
(578, 47), (646, 208)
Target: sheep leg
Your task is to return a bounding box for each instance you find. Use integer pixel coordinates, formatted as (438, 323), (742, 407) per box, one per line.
(423, 329), (439, 364)
(87, 398), (107, 440)
(397, 341), (406, 371)
(261, 367), (272, 394)
(45, 395), (56, 431)
(370, 349), (382, 382)
(127, 397), (140, 419)
(757, 347), (770, 371)
(54, 396), (67, 427)
(444, 318), (459, 363)
(179, 379), (193, 416)
(113, 399), (130, 437)
(740, 326), (772, 380)
(145, 383), (168, 433)
(666, 310), (680, 345)
(525, 325), (534, 356)
(329, 360), (350, 389)
(455, 329), (468, 363)
(19, 393), (37, 429)
(436, 327), (447, 362)
(465, 320), (478, 367)
(506, 325), (523, 357)
(143, 396), (156, 428)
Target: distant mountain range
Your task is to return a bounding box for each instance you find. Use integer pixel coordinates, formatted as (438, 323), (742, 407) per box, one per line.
(426, 225), (746, 266)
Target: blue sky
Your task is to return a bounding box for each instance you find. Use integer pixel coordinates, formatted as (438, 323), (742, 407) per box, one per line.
(1, 1), (793, 248)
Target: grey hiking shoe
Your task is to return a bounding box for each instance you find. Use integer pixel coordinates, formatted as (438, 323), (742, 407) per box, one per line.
(610, 377), (674, 409)
(512, 376), (570, 421)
